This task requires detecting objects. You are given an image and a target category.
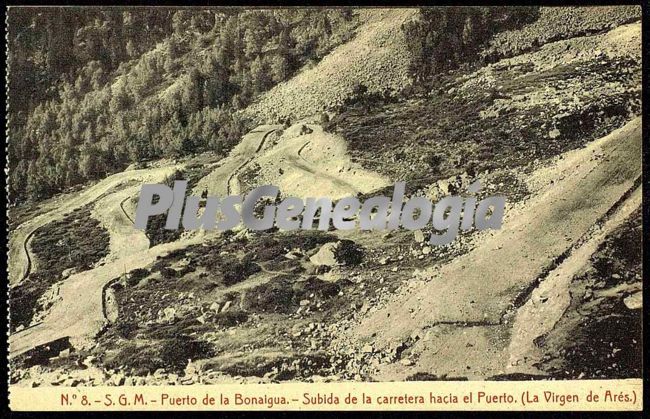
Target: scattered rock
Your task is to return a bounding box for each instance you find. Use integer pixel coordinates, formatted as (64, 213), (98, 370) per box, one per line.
(310, 242), (340, 267)
(310, 240), (363, 266)
(162, 307), (176, 322)
(82, 356), (96, 368)
(284, 250), (303, 260)
(221, 301), (232, 313)
(61, 267), (78, 279)
(623, 292), (642, 310)
(548, 128), (561, 139)
(111, 373), (126, 386)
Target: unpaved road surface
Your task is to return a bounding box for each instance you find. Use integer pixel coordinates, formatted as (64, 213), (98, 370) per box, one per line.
(193, 125), (281, 197)
(506, 184), (641, 375)
(10, 126), (281, 359)
(8, 236), (206, 358)
(8, 165), (181, 286)
(347, 117), (642, 379)
(92, 185), (150, 262)
(253, 124), (389, 199)
(9, 165), (182, 358)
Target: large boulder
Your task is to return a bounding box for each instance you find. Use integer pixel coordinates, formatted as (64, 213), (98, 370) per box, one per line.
(103, 287), (119, 324)
(309, 240), (363, 267)
(309, 242), (339, 267)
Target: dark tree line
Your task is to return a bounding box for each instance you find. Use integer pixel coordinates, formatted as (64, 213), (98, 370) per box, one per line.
(402, 7), (540, 84)
(8, 8), (357, 203)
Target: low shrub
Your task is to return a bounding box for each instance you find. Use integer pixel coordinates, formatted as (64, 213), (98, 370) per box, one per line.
(213, 310), (249, 327)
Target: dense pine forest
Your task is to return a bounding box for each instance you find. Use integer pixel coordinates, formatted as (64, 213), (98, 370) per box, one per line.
(8, 8), (358, 202)
(7, 7), (544, 204)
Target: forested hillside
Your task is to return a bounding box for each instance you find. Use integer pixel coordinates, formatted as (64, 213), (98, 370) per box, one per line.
(8, 6), (640, 204)
(8, 8), (357, 202)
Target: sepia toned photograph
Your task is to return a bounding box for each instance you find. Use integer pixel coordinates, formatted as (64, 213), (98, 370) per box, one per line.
(5, 4), (644, 411)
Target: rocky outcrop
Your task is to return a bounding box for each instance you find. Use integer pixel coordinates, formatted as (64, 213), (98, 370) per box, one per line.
(484, 6), (641, 60)
(310, 240), (364, 268)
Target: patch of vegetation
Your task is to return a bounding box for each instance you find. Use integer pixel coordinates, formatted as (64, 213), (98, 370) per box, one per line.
(591, 210), (642, 284)
(125, 268), (149, 286)
(104, 337), (213, 375)
(105, 229), (340, 350)
(213, 310), (249, 327)
(140, 163), (226, 247)
(403, 7), (539, 85)
(8, 202), (48, 232)
(10, 337), (73, 371)
(252, 230), (337, 270)
(141, 170), (184, 247)
(242, 278), (295, 313)
(243, 276), (340, 314)
(221, 352), (331, 379)
(238, 162), (262, 194)
(222, 256), (262, 286)
(10, 205), (110, 331)
(328, 56), (640, 195)
(538, 209), (642, 379)
(112, 319), (140, 340)
(335, 239), (364, 266)
(184, 163), (216, 189)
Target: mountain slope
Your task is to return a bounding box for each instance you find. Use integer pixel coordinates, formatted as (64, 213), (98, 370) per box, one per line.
(8, 6), (643, 386)
(243, 9), (417, 123)
(344, 117), (640, 379)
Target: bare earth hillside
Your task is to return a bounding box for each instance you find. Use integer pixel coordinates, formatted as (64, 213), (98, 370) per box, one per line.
(243, 9), (417, 123)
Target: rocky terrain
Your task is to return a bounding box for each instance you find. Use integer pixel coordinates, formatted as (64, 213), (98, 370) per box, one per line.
(8, 7), (642, 387)
(484, 6), (641, 59)
(243, 9), (417, 123)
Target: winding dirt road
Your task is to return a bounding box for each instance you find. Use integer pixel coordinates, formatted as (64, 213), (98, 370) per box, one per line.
(8, 165), (182, 286)
(9, 165), (181, 358)
(227, 127), (279, 195)
(9, 126), (280, 359)
(91, 185), (151, 262)
(348, 117), (642, 379)
(253, 124), (389, 199)
(193, 125), (282, 197)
